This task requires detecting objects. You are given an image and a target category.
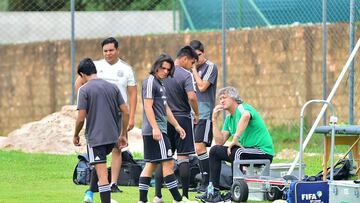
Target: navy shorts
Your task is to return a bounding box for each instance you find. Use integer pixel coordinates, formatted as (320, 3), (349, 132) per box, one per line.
(167, 115), (195, 156)
(143, 134), (173, 163)
(194, 119), (213, 147)
(87, 143), (115, 165)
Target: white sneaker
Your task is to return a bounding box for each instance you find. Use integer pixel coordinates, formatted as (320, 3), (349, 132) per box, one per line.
(173, 196), (198, 203)
(153, 196), (164, 203)
(110, 199), (118, 203)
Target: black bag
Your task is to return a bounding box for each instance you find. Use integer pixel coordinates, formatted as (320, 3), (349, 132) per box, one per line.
(175, 155), (201, 188)
(219, 161), (232, 189)
(194, 160), (232, 190)
(302, 159), (351, 181)
(73, 153), (92, 185)
(314, 158), (352, 180)
(116, 151), (144, 186)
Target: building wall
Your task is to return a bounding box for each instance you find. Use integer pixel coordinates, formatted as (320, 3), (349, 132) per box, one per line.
(0, 23), (357, 135)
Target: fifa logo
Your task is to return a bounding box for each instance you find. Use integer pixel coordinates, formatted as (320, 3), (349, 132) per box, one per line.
(301, 191), (323, 201)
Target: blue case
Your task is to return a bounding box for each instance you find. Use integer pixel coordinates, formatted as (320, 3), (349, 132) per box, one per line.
(287, 181), (329, 203)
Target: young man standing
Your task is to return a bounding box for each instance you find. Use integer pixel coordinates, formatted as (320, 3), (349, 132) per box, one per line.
(75, 37), (137, 202)
(138, 54), (196, 203)
(73, 58), (129, 203)
(189, 40), (218, 192)
(153, 46), (199, 203)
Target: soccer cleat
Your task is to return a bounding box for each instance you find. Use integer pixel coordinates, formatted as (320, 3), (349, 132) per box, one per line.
(196, 184), (208, 193)
(221, 192), (232, 202)
(153, 196), (164, 203)
(110, 199), (119, 203)
(110, 183), (123, 193)
(201, 190), (225, 203)
(83, 190), (94, 203)
(173, 196), (198, 203)
(194, 191), (207, 201)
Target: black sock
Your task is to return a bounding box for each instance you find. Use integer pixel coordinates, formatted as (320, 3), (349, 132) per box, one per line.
(139, 176), (151, 202)
(89, 168), (99, 192)
(198, 152), (210, 186)
(178, 160), (190, 198)
(164, 174), (182, 202)
(98, 184), (111, 203)
(154, 164), (163, 198)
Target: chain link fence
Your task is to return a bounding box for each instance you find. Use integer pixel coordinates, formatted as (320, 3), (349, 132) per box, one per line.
(179, 0), (360, 139)
(0, 0), (177, 44)
(1, 0), (360, 142)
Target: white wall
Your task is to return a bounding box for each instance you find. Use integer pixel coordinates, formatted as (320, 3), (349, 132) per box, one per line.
(0, 11), (178, 44)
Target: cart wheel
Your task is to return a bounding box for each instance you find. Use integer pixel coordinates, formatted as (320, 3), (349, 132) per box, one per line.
(265, 185), (284, 201)
(231, 180), (248, 202)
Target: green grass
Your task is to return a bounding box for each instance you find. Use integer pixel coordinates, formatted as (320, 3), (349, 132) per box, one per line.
(0, 149), (326, 203)
(0, 125), (349, 202)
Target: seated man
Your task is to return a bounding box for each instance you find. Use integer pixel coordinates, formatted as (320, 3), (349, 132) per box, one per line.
(200, 86), (275, 202)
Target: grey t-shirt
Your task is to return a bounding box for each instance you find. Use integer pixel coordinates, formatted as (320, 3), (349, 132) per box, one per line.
(163, 66), (196, 117)
(141, 75), (168, 136)
(196, 60), (218, 119)
(77, 79), (125, 147)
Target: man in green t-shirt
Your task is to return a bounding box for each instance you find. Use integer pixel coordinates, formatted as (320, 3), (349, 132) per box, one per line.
(199, 86), (275, 202)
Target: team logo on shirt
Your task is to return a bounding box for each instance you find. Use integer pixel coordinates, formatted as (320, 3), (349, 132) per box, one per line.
(117, 70), (124, 77)
(167, 149), (173, 156)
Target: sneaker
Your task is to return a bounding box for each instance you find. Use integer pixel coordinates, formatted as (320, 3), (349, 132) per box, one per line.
(83, 190), (94, 203)
(196, 184), (208, 193)
(194, 191), (207, 201)
(110, 183), (123, 193)
(153, 196), (164, 203)
(201, 191), (225, 203)
(173, 196), (198, 203)
(110, 199), (118, 203)
(221, 192), (232, 202)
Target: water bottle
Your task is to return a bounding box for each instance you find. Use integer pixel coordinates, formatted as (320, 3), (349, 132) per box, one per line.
(207, 181), (214, 199)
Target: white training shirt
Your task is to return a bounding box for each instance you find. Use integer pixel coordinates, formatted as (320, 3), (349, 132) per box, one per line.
(94, 58), (137, 103)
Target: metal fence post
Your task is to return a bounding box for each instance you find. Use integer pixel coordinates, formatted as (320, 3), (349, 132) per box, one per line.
(70, 0), (75, 105)
(349, 0), (355, 125)
(322, 0), (327, 125)
(222, 0), (227, 121)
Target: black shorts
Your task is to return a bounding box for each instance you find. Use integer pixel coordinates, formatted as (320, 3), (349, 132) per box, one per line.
(87, 143), (115, 165)
(143, 134), (173, 163)
(167, 115), (195, 156)
(194, 119), (213, 146)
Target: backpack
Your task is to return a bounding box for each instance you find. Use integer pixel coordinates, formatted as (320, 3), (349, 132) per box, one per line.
(193, 160), (232, 190)
(115, 150), (144, 186)
(219, 161), (232, 189)
(174, 155), (201, 188)
(314, 158), (351, 181)
(73, 153), (92, 185)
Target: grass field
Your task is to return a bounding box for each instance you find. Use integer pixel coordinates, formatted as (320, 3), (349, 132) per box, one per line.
(0, 149), (326, 203)
(1, 125), (347, 203)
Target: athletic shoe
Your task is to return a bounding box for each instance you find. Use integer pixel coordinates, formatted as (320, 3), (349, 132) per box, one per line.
(194, 191), (207, 201)
(110, 199), (118, 203)
(83, 190), (94, 203)
(201, 191), (225, 203)
(110, 183), (123, 193)
(221, 192), (232, 202)
(173, 196), (198, 203)
(153, 196), (164, 203)
(196, 183), (208, 193)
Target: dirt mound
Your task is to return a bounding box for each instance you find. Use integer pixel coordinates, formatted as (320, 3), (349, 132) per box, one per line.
(0, 105), (143, 154)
